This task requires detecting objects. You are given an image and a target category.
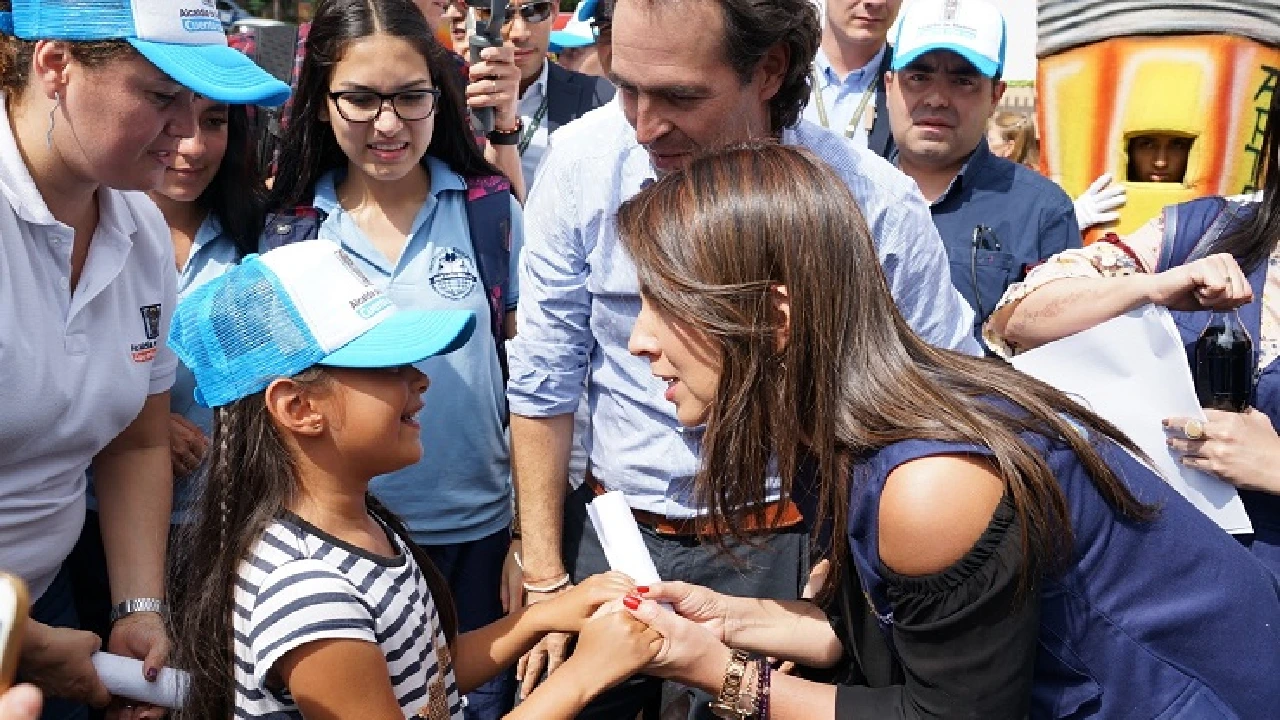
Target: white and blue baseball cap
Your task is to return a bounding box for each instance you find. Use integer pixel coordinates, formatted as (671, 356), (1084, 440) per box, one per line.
(550, 0), (598, 52)
(170, 240), (475, 408)
(892, 0), (1007, 79)
(1, 0), (291, 106)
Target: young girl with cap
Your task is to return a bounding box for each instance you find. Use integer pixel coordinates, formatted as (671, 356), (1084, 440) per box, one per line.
(262, 1), (528, 715)
(0, 1), (287, 718)
(165, 240), (656, 720)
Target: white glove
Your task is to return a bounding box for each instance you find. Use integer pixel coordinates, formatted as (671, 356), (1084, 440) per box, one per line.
(1073, 172), (1127, 230)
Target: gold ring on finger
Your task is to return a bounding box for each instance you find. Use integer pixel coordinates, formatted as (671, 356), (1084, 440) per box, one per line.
(1184, 418), (1206, 440)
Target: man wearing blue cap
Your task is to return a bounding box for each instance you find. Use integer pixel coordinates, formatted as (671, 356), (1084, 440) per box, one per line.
(885, 0), (1079, 345)
(549, 0), (610, 77)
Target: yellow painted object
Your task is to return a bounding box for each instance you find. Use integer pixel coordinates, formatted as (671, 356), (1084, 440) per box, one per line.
(1038, 35), (1280, 242)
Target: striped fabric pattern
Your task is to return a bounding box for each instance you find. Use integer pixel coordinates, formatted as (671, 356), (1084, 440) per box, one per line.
(232, 514), (462, 719)
(1037, 0), (1280, 57)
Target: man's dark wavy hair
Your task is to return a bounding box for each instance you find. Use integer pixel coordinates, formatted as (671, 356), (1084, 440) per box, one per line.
(718, 0), (820, 132)
(633, 0), (820, 133)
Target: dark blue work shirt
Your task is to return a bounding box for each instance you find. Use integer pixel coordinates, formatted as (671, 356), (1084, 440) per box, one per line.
(919, 139), (1080, 340)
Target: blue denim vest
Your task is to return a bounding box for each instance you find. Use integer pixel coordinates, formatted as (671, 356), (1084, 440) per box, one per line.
(1157, 197), (1280, 574)
(848, 432), (1280, 718)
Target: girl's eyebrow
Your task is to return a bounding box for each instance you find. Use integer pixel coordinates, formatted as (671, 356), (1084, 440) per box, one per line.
(332, 79), (434, 92)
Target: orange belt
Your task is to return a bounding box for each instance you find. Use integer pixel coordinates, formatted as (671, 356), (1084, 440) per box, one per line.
(584, 472), (804, 537)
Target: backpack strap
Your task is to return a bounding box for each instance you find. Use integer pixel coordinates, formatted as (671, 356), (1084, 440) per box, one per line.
(465, 175), (514, 383)
(260, 205), (327, 253)
(1157, 197), (1242, 272)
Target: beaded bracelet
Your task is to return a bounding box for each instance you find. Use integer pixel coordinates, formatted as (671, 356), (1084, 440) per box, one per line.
(756, 657), (772, 719)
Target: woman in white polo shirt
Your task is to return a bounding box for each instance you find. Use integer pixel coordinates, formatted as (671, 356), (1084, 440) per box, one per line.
(0, 1), (288, 718)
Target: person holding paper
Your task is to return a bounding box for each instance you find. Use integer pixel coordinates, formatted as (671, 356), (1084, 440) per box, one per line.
(612, 142), (1280, 719)
(986, 86), (1280, 577)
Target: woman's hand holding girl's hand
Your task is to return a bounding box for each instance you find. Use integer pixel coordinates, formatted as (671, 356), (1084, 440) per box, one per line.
(535, 571), (635, 633)
(635, 581), (732, 643)
(560, 609), (664, 692)
(623, 597), (731, 685)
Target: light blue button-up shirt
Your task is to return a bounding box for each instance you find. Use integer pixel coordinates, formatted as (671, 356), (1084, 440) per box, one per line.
(507, 100), (979, 518)
(801, 46), (887, 147)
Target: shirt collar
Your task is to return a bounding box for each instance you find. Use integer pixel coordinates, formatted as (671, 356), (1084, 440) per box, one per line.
(933, 137), (995, 206)
(518, 58), (550, 115)
(814, 44), (888, 89)
(190, 213), (225, 258)
(312, 156), (467, 215)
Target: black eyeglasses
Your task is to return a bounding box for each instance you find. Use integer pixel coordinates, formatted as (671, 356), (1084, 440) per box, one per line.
(473, 0), (555, 25)
(327, 89), (441, 123)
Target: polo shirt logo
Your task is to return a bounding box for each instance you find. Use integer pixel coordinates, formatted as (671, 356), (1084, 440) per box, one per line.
(428, 248), (478, 301)
(140, 305), (162, 340)
(130, 304), (162, 363)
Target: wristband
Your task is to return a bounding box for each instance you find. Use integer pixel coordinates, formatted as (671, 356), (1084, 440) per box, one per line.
(522, 574), (571, 594)
(109, 597), (166, 624)
(487, 116), (523, 146)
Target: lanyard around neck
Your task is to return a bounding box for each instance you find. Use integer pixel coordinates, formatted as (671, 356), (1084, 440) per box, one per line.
(811, 67), (879, 140)
(518, 96), (550, 156)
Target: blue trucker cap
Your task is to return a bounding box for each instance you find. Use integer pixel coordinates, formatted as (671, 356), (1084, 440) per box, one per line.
(1, 0), (291, 106)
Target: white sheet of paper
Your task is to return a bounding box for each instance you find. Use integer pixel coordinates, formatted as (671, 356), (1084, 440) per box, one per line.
(1009, 304), (1253, 534)
(586, 491), (663, 585)
(92, 652), (189, 709)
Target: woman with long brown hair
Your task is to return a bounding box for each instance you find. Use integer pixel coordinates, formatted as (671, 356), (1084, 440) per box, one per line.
(609, 142), (1280, 719)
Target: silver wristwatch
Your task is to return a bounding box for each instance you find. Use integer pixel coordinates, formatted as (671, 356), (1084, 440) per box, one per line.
(109, 597), (166, 624)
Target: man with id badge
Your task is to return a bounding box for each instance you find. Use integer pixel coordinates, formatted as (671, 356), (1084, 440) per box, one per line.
(802, 0), (900, 158)
(499, 0), (615, 184)
(885, 0), (1080, 346)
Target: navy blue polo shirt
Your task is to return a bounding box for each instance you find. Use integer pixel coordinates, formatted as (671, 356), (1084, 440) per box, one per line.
(919, 139), (1080, 340)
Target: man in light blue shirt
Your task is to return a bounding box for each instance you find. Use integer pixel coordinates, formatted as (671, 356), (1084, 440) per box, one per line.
(507, 0), (977, 713)
(802, 0), (903, 157)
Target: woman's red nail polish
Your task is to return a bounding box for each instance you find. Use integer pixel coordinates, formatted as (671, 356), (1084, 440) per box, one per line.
(623, 595), (640, 610)
(636, 586), (649, 594)
(146, 668), (158, 682)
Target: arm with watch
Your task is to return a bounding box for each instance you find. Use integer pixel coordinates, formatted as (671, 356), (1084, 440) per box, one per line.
(465, 40), (528, 202)
(90, 392), (174, 710)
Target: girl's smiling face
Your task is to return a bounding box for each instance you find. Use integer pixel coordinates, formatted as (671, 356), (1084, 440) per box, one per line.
(320, 365), (431, 477)
(323, 33), (438, 186)
(153, 96), (229, 203)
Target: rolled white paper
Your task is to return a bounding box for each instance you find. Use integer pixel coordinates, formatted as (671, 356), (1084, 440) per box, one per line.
(586, 491), (662, 586)
(91, 652), (189, 709)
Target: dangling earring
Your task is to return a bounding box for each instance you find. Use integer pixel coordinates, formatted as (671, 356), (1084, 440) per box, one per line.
(45, 92), (61, 149)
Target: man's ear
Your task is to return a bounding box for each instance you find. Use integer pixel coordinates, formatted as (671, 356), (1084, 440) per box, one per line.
(755, 41), (790, 105)
(264, 378), (327, 438)
(772, 284), (791, 352)
(992, 79), (1007, 106)
(30, 40), (73, 101)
